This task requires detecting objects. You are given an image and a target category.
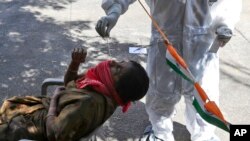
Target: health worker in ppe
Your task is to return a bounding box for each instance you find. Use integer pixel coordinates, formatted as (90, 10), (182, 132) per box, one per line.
(95, 0), (242, 141)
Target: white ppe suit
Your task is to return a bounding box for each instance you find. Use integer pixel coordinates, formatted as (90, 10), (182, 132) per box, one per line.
(100, 0), (242, 141)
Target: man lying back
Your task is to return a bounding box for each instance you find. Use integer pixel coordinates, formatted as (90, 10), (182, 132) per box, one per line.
(0, 48), (149, 141)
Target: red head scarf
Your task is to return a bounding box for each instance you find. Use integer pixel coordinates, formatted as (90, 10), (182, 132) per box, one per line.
(76, 60), (131, 113)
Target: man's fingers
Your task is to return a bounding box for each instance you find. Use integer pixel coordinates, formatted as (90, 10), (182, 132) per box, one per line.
(72, 48), (76, 54)
(82, 48), (87, 56)
(80, 48), (86, 62)
(71, 48), (87, 62)
(80, 48), (83, 54)
(72, 48), (77, 58)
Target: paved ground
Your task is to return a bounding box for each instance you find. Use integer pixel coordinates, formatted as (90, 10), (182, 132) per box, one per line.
(0, 0), (249, 141)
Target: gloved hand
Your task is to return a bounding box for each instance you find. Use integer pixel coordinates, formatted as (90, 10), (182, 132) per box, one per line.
(95, 12), (120, 37)
(209, 26), (232, 53)
(216, 26), (232, 47)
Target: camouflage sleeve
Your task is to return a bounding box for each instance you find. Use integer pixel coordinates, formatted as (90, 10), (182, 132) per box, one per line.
(47, 95), (97, 141)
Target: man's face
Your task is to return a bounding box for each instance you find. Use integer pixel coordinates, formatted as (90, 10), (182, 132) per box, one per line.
(109, 60), (133, 83)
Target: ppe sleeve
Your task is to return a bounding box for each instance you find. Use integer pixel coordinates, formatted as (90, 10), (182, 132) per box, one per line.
(101, 0), (136, 15)
(211, 0), (242, 30)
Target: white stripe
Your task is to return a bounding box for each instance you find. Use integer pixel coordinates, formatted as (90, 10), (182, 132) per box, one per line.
(166, 50), (176, 65)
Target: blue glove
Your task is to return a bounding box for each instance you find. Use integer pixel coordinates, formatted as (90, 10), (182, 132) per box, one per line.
(216, 26), (232, 47)
(96, 12), (120, 37)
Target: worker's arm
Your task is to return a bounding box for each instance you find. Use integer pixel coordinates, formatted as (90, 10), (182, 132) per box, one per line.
(96, 0), (136, 37)
(101, 0), (136, 15)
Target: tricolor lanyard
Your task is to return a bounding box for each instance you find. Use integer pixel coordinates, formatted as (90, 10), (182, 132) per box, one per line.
(137, 0), (230, 132)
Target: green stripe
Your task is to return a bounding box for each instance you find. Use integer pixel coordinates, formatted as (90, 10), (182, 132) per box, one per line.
(193, 99), (230, 132)
(166, 59), (193, 83)
(166, 58), (230, 132)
